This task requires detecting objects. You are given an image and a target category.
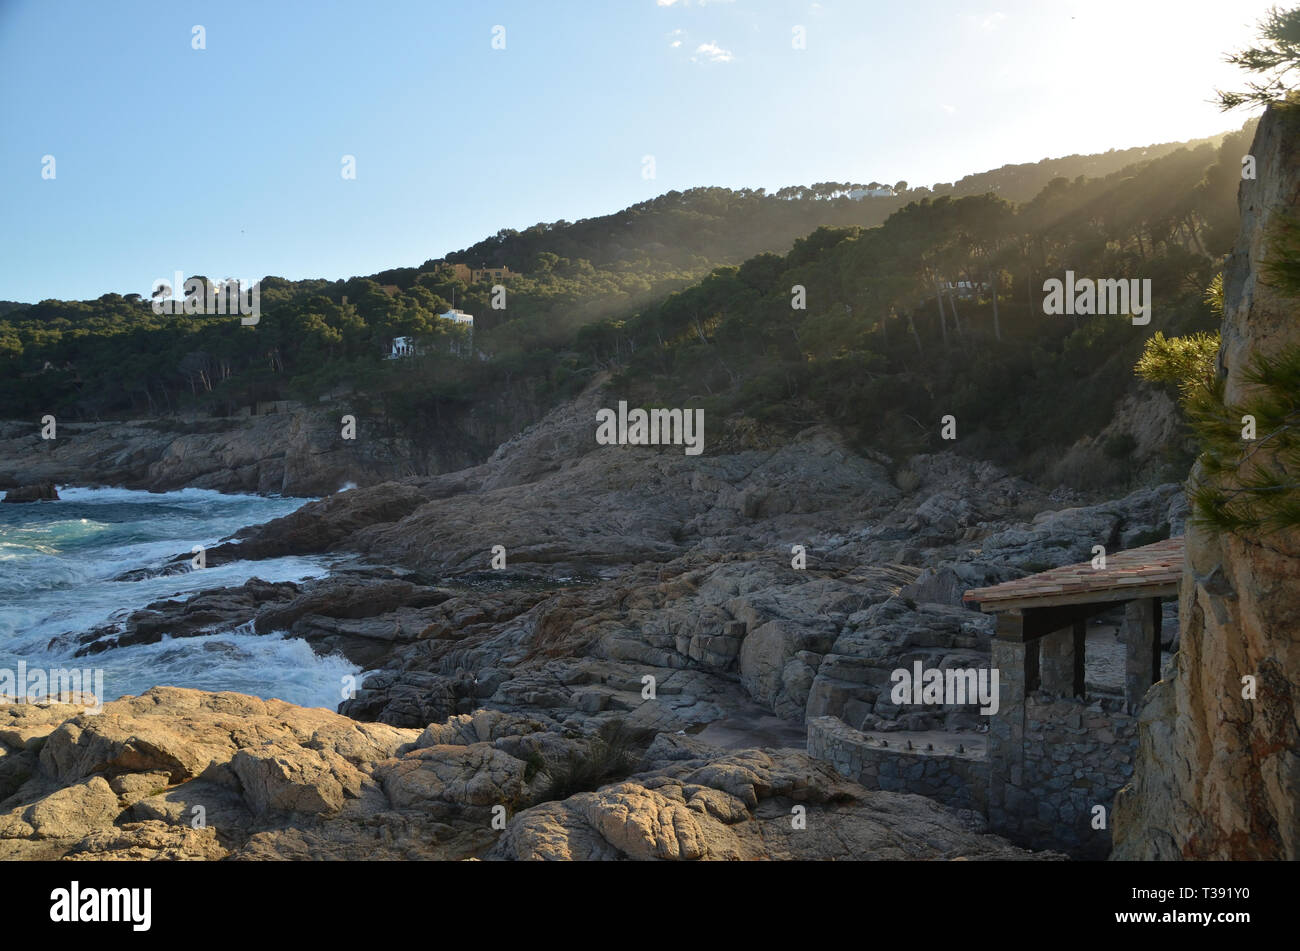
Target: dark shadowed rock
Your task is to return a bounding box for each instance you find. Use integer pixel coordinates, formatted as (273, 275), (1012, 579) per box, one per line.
(2, 482), (58, 503)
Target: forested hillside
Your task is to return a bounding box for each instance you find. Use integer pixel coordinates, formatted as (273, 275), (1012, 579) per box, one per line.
(0, 121), (1255, 490)
(587, 126), (1253, 485)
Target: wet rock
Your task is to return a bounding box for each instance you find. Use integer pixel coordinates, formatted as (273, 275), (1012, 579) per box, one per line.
(1, 482), (58, 503)
(73, 579), (301, 656)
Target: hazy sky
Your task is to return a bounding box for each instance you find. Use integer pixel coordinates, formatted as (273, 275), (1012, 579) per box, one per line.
(0, 0), (1277, 302)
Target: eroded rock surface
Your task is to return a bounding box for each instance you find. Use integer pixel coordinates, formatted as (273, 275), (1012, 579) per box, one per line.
(0, 689), (1050, 861)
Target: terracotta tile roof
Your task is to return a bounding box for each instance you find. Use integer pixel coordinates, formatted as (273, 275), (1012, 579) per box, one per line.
(963, 536), (1184, 612)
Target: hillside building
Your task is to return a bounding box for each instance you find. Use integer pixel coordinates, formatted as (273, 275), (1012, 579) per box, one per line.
(439, 263), (516, 284)
(847, 187), (895, 200)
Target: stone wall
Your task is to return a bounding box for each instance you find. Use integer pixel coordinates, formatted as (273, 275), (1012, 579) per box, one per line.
(806, 716), (987, 813)
(811, 633), (1142, 857)
(986, 638), (1139, 858)
(995, 694), (1136, 859)
(811, 681), (1137, 859)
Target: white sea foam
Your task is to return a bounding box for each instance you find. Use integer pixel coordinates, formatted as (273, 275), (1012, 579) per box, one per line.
(0, 487), (356, 709)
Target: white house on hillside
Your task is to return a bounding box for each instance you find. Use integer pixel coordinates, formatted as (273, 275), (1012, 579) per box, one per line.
(388, 311), (475, 361)
(847, 187), (896, 200)
(441, 309), (474, 356)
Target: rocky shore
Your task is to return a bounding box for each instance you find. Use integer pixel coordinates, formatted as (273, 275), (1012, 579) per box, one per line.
(0, 376), (564, 497)
(4, 13), (1296, 870)
(0, 688), (1062, 860)
(0, 369), (1185, 860)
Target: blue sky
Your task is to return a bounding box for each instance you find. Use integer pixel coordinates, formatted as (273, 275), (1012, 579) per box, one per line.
(0, 0), (1277, 302)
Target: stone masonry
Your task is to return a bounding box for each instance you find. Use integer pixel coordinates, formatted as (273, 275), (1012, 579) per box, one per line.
(807, 716), (986, 813)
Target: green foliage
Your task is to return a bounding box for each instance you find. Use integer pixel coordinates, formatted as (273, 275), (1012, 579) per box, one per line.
(610, 131), (1246, 481)
(1216, 6), (1300, 110)
(0, 124), (1259, 495)
(1262, 213), (1300, 295)
(1186, 346), (1300, 532)
(1169, 210), (1300, 535)
(536, 719), (654, 802)
(1135, 331), (1220, 391)
(1204, 272), (1225, 316)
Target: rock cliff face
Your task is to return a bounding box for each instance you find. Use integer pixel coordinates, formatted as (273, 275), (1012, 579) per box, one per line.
(0, 408), (418, 496)
(1112, 104), (1300, 860)
(0, 381), (557, 496)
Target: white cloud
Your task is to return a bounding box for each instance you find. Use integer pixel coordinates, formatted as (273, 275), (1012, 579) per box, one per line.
(692, 41), (734, 63)
(941, 103), (956, 114)
(967, 11), (1007, 31)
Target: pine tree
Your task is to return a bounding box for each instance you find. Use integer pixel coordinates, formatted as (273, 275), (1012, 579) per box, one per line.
(1142, 215), (1300, 534)
(1216, 6), (1300, 110)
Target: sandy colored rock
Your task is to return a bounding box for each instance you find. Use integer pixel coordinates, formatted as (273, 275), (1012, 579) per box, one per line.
(491, 748), (1057, 861)
(0, 688), (1056, 861)
(24, 776), (122, 838)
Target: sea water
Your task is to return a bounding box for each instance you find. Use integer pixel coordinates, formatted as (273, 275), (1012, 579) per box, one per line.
(0, 486), (358, 709)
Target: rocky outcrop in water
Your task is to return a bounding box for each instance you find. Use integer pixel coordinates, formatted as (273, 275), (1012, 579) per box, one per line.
(1, 482), (58, 503)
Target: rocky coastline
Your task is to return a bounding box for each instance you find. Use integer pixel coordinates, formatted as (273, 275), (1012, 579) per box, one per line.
(5, 102), (1296, 864)
(0, 372), (1185, 860)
